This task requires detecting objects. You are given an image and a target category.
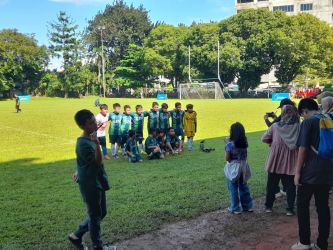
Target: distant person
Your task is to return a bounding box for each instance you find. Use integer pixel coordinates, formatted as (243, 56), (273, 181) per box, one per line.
(224, 122), (252, 214)
(125, 130), (143, 163)
(69, 109), (115, 250)
(131, 105), (146, 153)
(184, 104), (197, 151)
(145, 129), (164, 160)
(95, 104), (110, 160)
(291, 98), (333, 250)
(120, 105), (132, 157)
(15, 95), (21, 113)
(170, 102), (185, 151)
(108, 103), (122, 159)
(94, 98), (100, 107)
(262, 105), (300, 216)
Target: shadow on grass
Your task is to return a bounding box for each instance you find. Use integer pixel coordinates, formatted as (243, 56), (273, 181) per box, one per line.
(0, 130), (269, 250)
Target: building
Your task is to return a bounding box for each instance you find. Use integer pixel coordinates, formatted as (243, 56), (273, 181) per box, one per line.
(235, 0), (333, 88)
(235, 0), (333, 25)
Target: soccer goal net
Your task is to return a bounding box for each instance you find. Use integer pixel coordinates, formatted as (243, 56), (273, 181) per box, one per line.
(178, 82), (225, 99)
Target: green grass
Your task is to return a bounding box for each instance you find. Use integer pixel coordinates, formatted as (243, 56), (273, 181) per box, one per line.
(0, 97), (279, 249)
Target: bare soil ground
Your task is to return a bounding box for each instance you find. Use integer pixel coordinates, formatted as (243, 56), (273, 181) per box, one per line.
(118, 196), (333, 250)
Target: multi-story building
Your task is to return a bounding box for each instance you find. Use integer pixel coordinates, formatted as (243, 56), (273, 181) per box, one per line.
(235, 0), (333, 25)
(235, 0), (333, 88)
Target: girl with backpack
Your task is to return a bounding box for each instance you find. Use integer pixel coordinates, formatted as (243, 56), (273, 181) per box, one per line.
(224, 122), (253, 214)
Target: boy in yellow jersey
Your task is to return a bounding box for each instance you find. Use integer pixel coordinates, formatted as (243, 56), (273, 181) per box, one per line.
(184, 104), (197, 151)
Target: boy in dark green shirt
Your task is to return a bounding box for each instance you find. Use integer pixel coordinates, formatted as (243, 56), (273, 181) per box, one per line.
(145, 128), (164, 160)
(69, 109), (115, 250)
(125, 130), (143, 163)
(159, 103), (170, 134)
(145, 102), (160, 133)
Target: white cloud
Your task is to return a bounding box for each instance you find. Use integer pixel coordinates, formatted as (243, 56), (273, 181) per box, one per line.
(49, 0), (109, 5)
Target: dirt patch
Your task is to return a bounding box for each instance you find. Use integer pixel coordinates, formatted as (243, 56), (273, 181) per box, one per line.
(117, 196), (333, 250)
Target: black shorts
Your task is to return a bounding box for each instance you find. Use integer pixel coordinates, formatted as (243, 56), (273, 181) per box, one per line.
(98, 136), (106, 147)
(174, 128), (184, 139)
(109, 135), (122, 145)
(121, 134), (129, 147)
(135, 132), (144, 143)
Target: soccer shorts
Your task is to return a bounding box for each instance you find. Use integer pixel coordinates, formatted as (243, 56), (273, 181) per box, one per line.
(109, 134), (122, 145)
(174, 128), (184, 139)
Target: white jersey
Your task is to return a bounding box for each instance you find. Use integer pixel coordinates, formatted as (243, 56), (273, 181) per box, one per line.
(95, 112), (108, 137)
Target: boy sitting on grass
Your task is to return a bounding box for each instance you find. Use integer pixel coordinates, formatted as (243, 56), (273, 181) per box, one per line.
(145, 128), (164, 160)
(69, 109), (115, 250)
(156, 129), (167, 155)
(166, 127), (181, 155)
(125, 130), (143, 163)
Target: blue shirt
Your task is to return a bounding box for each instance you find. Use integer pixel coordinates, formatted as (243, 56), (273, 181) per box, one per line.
(225, 141), (247, 161)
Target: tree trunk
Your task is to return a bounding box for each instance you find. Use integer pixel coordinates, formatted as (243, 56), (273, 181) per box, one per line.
(64, 91), (68, 98)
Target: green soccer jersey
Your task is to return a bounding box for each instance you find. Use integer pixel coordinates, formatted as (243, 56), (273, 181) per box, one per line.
(108, 112), (122, 136)
(145, 109), (160, 130)
(131, 111), (147, 134)
(125, 138), (140, 155)
(170, 110), (185, 129)
(120, 114), (132, 135)
(145, 135), (158, 151)
(159, 111), (170, 130)
(76, 137), (110, 196)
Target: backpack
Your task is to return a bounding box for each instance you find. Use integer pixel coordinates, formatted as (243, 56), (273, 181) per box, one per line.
(312, 114), (333, 160)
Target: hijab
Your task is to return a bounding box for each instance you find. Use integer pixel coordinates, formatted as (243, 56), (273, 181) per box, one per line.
(321, 96), (333, 114)
(275, 105), (300, 150)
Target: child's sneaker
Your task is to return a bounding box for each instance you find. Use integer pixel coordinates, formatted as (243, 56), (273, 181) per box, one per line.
(291, 242), (312, 250)
(286, 210), (295, 216)
(265, 208), (273, 213)
(68, 234), (87, 250)
(311, 243), (322, 250)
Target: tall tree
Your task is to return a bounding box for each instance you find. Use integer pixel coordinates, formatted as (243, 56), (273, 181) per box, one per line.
(48, 11), (80, 97)
(85, 0), (152, 70)
(0, 29), (48, 95)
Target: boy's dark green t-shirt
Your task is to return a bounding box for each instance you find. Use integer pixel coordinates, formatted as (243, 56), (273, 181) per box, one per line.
(76, 137), (110, 196)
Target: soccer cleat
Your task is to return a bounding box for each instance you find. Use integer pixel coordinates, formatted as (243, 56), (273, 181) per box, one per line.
(286, 210), (295, 216)
(291, 242), (312, 250)
(104, 155), (111, 160)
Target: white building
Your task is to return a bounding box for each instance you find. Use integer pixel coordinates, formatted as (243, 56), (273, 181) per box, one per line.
(235, 0), (333, 87)
(235, 0), (333, 25)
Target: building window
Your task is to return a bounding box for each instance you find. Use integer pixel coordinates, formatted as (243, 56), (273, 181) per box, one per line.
(273, 5), (294, 12)
(237, 0), (254, 3)
(300, 3), (313, 11)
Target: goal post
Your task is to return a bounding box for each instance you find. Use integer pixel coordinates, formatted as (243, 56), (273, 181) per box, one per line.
(178, 82), (225, 99)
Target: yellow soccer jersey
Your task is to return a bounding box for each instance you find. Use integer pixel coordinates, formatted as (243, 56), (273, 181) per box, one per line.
(184, 111), (197, 137)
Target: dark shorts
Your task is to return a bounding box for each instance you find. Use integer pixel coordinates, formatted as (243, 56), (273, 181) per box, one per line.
(121, 134), (129, 146)
(174, 128), (184, 138)
(109, 134), (122, 145)
(135, 132), (144, 143)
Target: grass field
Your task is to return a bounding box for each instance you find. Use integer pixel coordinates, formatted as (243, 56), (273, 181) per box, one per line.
(0, 97), (279, 249)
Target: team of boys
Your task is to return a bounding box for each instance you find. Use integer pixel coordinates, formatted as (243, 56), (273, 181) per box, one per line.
(95, 101), (198, 162)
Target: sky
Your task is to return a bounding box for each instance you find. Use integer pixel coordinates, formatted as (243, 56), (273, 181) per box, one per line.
(0, 0), (235, 68)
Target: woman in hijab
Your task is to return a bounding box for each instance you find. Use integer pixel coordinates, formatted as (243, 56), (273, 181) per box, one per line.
(262, 105), (300, 216)
(321, 96), (333, 114)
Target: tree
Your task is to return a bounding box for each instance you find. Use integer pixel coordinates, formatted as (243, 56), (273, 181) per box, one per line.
(0, 29), (48, 95)
(218, 9), (288, 92)
(48, 11), (80, 97)
(114, 44), (171, 88)
(273, 13), (333, 86)
(145, 24), (189, 87)
(85, 0), (152, 70)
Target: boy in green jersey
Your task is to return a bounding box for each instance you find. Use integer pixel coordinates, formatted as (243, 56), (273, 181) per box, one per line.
(131, 105), (146, 152)
(159, 103), (170, 134)
(125, 130), (143, 163)
(145, 128), (164, 160)
(120, 105), (132, 156)
(145, 102), (160, 133)
(170, 102), (185, 151)
(69, 110), (115, 250)
(108, 103), (122, 159)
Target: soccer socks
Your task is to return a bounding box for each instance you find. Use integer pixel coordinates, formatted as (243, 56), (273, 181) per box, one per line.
(188, 137), (194, 150)
(122, 147), (126, 156)
(139, 143), (144, 153)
